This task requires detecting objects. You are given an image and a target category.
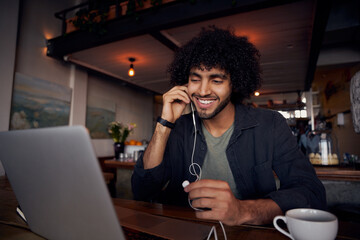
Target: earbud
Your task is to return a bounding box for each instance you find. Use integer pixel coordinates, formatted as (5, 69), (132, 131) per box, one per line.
(182, 180), (190, 188)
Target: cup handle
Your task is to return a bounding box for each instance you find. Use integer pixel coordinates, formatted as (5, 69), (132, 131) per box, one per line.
(273, 216), (294, 240)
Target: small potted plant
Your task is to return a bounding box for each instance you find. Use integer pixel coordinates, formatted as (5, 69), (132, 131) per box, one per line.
(108, 121), (136, 159)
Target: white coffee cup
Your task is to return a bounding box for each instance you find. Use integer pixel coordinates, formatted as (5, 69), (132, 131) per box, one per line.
(273, 208), (338, 240)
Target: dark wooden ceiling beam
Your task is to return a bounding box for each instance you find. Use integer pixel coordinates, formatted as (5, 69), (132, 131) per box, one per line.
(46, 0), (302, 59)
(304, 0), (333, 91)
(150, 31), (179, 51)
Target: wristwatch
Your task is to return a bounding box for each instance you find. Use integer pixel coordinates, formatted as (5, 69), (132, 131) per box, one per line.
(157, 117), (175, 129)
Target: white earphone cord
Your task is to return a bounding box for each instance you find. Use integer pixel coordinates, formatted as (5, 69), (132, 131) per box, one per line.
(189, 103), (227, 240)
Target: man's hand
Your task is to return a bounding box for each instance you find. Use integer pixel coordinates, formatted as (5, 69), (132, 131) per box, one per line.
(184, 179), (247, 225)
(161, 85), (190, 123)
(143, 85), (190, 170)
(184, 179), (282, 226)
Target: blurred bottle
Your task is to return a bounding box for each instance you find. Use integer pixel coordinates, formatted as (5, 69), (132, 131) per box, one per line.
(307, 130), (339, 165)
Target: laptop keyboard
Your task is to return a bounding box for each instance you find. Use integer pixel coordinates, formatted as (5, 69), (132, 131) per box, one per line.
(122, 227), (169, 240)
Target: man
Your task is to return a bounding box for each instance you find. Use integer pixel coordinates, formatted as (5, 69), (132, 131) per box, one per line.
(131, 26), (326, 226)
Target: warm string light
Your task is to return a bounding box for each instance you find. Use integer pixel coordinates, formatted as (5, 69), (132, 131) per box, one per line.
(254, 91), (260, 96)
(128, 58), (135, 77)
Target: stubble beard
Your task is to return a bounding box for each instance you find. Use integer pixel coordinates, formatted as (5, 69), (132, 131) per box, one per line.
(196, 94), (232, 120)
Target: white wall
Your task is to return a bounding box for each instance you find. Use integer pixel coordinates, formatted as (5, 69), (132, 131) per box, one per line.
(69, 65), (88, 126)
(0, 0), (20, 175)
(87, 75), (154, 157)
(15, 0), (74, 85)
(0, 0), (154, 175)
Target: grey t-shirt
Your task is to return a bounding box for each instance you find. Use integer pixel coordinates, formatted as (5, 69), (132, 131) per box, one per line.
(201, 123), (240, 199)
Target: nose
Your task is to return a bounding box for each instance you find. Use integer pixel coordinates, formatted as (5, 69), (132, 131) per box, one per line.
(198, 80), (211, 96)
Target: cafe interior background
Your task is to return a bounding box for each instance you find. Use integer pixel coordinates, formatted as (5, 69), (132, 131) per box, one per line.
(1, 0), (359, 211)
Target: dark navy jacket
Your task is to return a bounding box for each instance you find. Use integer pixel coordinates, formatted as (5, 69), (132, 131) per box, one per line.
(131, 104), (326, 213)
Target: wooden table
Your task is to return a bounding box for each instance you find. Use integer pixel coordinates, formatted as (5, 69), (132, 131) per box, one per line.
(1, 176), (359, 239)
(102, 156), (360, 182)
(314, 166), (360, 181)
(104, 159), (136, 170)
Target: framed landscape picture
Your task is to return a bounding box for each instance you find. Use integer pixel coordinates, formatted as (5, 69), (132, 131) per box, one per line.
(10, 73), (72, 130)
(86, 96), (115, 139)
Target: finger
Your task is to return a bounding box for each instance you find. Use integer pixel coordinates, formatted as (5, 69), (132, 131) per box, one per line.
(195, 208), (224, 221)
(163, 89), (190, 104)
(168, 85), (189, 96)
(192, 196), (233, 209)
(191, 197), (217, 209)
(185, 179), (230, 192)
(171, 90), (190, 103)
(180, 85), (189, 95)
(188, 187), (230, 201)
(168, 85), (190, 99)
(164, 94), (189, 105)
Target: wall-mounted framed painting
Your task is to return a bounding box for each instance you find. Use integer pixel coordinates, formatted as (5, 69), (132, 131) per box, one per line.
(10, 73), (72, 130)
(86, 96), (115, 139)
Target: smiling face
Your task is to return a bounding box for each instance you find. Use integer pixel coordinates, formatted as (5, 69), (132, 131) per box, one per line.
(187, 66), (233, 120)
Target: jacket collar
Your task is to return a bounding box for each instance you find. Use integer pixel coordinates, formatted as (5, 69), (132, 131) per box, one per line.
(227, 104), (258, 146)
(234, 104), (259, 131)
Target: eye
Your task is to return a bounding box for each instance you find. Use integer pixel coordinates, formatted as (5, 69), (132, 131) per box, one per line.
(190, 79), (200, 82)
(213, 79), (223, 84)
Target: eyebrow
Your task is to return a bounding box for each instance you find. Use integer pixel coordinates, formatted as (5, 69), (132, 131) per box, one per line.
(189, 72), (201, 78)
(209, 73), (228, 80)
(189, 72), (228, 80)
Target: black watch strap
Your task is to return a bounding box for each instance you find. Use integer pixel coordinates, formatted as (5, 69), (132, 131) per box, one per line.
(157, 117), (175, 129)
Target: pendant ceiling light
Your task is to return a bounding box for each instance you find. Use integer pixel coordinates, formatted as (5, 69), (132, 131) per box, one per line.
(128, 57), (135, 77)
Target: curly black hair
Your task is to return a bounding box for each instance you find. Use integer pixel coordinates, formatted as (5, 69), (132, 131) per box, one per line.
(167, 26), (262, 103)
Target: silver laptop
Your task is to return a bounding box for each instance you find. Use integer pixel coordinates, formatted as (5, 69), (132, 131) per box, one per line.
(0, 126), (211, 240)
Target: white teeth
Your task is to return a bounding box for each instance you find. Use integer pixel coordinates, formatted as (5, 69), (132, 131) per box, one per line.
(199, 99), (214, 104)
